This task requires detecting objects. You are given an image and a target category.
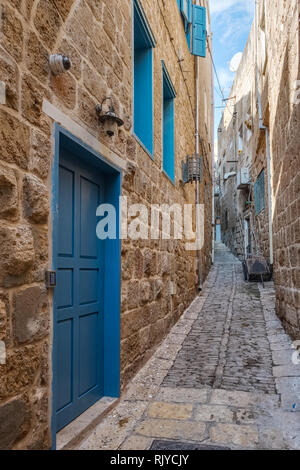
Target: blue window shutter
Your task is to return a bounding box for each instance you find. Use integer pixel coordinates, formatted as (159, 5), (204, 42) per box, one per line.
(192, 5), (206, 57)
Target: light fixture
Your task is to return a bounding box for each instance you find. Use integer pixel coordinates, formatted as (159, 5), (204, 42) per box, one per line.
(181, 154), (203, 185)
(96, 98), (124, 137)
(49, 54), (71, 75)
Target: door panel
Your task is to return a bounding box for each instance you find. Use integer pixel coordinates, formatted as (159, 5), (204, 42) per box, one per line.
(54, 149), (104, 431)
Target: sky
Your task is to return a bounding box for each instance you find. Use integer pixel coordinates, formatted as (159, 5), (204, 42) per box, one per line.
(210, 0), (255, 148)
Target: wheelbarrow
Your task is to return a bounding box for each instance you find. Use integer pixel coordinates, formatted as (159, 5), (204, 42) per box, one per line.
(242, 256), (273, 287)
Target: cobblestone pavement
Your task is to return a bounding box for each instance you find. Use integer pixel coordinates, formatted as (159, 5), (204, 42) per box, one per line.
(77, 243), (300, 450)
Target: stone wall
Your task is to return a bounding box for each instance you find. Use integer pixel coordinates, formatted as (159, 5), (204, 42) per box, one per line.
(0, 0), (213, 449)
(264, 0), (300, 339)
(216, 0), (300, 339)
(217, 28), (256, 260)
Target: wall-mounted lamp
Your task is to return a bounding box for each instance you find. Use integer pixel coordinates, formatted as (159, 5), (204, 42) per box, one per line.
(49, 54), (71, 75)
(96, 98), (124, 137)
(181, 154), (203, 185)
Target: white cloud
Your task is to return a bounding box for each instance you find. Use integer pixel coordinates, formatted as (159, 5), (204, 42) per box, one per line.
(218, 67), (235, 91)
(210, 0), (254, 16)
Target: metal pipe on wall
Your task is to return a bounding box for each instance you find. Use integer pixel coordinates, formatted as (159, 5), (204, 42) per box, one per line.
(195, 0), (202, 291)
(210, 10), (215, 265)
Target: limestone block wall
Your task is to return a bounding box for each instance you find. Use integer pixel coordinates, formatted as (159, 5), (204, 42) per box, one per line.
(264, 0), (300, 339)
(0, 0), (213, 449)
(217, 0), (300, 339)
(217, 28), (256, 260)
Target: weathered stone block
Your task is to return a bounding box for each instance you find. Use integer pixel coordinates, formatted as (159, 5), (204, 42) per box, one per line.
(0, 109), (30, 169)
(120, 333), (140, 371)
(148, 402), (193, 420)
(73, 0), (94, 37)
(0, 223), (35, 282)
(0, 293), (9, 343)
(0, 51), (19, 110)
(83, 62), (107, 101)
(13, 285), (49, 344)
(65, 19), (88, 57)
(51, 72), (76, 109)
(102, 5), (116, 44)
(52, 0), (74, 21)
(8, 0), (22, 11)
(0, 399), (31, 450)
(155, 387), (209, 404)
(34, 0), (62, 49)
(23, 174), (49, 223)
(25, 31), (49, 82)
(140, 281), (151, 303)
(0, 343), (43, 399)
(21, 73), (49, 132)
(143, 249), (154, 277)
(0, 4), (23, 62)
(78, 87), (98, 129)
(121, 308), (146, 340)
(127, 280), (140, 310)
(0, 162), (18, 220)
(24, 0), (35, 20)
(194, 404), (234, 423)
(30, 130), (51, 181)
(85, 0), (102, 21)
(136, 419), (207, 441)
(210, 423), (259, 448)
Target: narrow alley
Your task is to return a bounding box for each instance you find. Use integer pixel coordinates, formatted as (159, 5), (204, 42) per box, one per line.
(57, 244), (300, 451)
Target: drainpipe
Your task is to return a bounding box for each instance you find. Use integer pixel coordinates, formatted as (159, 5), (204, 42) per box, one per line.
(211, 25), (215, 264)
(254, 1), (273, 265)
(195, 0), (202, 291)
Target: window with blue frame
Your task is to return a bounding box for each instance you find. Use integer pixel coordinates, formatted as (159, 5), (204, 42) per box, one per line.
(254, 170), (265, 215)
(133, 0), (155, 156)
(176, 1), (207, 57)
(162, 62), (176, 183)
(177, 0), (192, 50)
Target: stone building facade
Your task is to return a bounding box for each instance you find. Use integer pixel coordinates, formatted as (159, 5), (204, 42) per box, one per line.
(216, 0), (300, 338)
(0, 0), (213, 449)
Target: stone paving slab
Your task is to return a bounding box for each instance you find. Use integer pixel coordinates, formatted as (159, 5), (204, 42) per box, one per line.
(76, 244), (300, 451)
(149, 440), (231, 450)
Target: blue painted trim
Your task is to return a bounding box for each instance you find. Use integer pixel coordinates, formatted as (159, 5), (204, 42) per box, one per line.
(132, 0), (154, 157)
(133, 0), (156, 47)
(162, 62), (176, 184)
(50, 124), (121, 448)
(132, 132), (154, 160)
(50, 124), (60, 450)
(162, 169), (176, 187)
(177, 0), (192, 51)
(161, 61), (176, 98)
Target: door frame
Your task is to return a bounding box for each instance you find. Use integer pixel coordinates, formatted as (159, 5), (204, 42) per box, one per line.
(50, 124), (122, 449)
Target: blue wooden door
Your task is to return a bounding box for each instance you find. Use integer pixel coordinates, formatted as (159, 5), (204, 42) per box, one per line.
(54, 149), (104, 431)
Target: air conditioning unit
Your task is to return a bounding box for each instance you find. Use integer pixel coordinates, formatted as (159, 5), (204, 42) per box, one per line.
(237, 168), (251, 190)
